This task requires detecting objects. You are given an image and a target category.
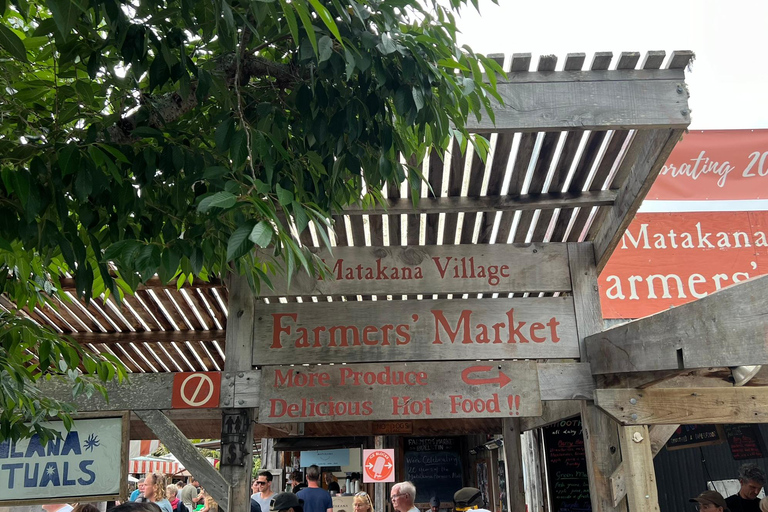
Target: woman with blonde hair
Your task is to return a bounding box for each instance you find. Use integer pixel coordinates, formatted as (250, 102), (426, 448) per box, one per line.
(199, 492), (217, 512)
(354, 491), (374, 512)
(143, 471), (173, 512)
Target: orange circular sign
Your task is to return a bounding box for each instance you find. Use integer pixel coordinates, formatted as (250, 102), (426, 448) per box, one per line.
(363, 449), (394, 483)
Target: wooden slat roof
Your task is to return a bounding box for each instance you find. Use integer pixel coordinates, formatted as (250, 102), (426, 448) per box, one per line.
(3, 51), (693, 375)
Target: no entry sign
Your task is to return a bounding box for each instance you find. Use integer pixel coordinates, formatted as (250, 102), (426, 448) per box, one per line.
(258, 361), (541, 423)
(172, 372), (221, 408)
(363, 449), (395, 483)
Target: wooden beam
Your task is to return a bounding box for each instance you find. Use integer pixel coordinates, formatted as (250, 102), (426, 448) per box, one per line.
(520, 400), (581, 431)
(586, 275), (768, 374)
(59, 276), (222, 291)
(617, 425), (659, 512)
(538, 363), (595, 400)
(342, 190), (617, 215)
(69, 329), (226, 345)
(135, 410), (230, 511)
(466, 79), (689, 133)
(222, 274), (256, 512)
(595, 387), (768, 425)
(581, 403), (627, 512)
(503, 419), (527, 512)
(591, 128), (686, 272)
(608, 425), (680, 506)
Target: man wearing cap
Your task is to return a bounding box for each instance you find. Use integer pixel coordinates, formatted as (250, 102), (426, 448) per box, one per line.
(429, 497), (440, 512)
(691, 491), (729, 512)
(726, 464), (766, 512)
(454, 487), (491, 512)
(271, 493), (304, 512)
(391, 482), (418, 512)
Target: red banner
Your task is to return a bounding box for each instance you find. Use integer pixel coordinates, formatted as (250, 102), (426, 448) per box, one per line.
(599, 212), (768, 318)
(647, 129), (768, 201)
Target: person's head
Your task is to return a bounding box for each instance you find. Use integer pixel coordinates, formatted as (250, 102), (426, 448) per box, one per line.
(257, 470), (273, 493)
(324, 473), (333, 484)
(138, 479), (146, 493)
(144, 471), (167, 502)
(391, 481), (416, 512)
(109, 503), (163, 512)
(454, 487), (484, 511)
(290, 471), (303, 485)
(738, 464), (766, 500)
(203, 492), (217, 509)
(253, 478), (261, 494)
(166, 484), (178, 500)
(73, 505), (100, 512)
(690, 491), (729, 512)
(191, 477), (200, 488)
(270, 492), (304, 512)
(354, 491), (373, 512)
(430, 496), (440, 512)
(306, 465), (321, 483)
(176, 481), (185, 490)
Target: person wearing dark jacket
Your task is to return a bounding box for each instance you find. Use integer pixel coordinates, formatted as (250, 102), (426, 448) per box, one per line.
(726, 464), (766, 512)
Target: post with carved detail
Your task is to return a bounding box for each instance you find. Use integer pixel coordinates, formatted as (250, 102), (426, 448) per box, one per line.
(221, 275), (256, 512)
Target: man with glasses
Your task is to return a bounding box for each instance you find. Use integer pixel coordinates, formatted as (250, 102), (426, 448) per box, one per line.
(252, 471), (277, 512)
(390, 482), (418, 512)
(691, 491), (729, 512)
(454, 487), (491, 512)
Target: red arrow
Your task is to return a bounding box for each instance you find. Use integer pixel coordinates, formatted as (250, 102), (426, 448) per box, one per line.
(461, 365), (512, 388)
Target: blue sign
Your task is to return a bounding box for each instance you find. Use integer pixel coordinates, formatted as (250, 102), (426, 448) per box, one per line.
(300, 449), (350, 467)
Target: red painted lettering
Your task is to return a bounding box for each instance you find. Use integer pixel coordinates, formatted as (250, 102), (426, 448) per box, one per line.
(431, 310), (472, 344)
(271, 313), (297, 349)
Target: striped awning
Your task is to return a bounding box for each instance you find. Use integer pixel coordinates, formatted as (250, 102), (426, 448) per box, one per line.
(129, 456), (182, 475)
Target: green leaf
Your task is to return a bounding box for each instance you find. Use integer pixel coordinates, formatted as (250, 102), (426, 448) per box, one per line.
(226, 223), (254, 261)
(307, 0), (343, 44)
(230, 129), (248, 169)
(47, 0), (82, 40)
(317, 35), (333, 63)
(279, 0), (299, 45)
(248, 221), (273, 248)
(275, 183), (293, 206)
(293, 1), (318, 58)
(197, 191), (237, 213)
(0, 24), (28, 63)
(58, 144), (80, 177)
(215, 118), (235, 153)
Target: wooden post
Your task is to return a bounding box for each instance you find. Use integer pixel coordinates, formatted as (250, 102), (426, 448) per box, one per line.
(375, 436), (386, 512)
(568, 243), (628, 512)
(521, 430), (545, 512)
(221, 274), (256, 512)
(503, 419), (526, 512)
(617, 426), (659, 512)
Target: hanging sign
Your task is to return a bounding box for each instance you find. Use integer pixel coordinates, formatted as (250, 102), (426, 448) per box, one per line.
(0, 415), (128, 505)
(363, 449), (395, 483)
(253, 297), (578, 365)
(258, 361), (542, 423)
(257, 244), (570, 297)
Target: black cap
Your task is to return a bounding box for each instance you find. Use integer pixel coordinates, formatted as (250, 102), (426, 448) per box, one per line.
(271, 493), (304, 512)
(430, 497), (440, 508)
(454, 488), (483, 510)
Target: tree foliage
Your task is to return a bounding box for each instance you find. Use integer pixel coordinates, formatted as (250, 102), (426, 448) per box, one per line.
(0, 0), (501, 441)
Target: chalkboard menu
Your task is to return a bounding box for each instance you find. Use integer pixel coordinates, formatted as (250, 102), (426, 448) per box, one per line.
(404, 437), (463, 503)
(543, 417), (591, 512)
(666, 425), (725, 451)
(725, 424), (767, 460)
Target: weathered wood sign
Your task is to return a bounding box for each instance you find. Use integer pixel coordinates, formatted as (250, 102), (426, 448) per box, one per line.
(258, 361), (542, 423)
(258, 244), (571, 296)
(253, 297), (578, 365)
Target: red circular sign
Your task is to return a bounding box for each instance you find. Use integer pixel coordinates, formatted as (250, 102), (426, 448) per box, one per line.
(172, 372), (222, 409)
(364, 450), (394, 482)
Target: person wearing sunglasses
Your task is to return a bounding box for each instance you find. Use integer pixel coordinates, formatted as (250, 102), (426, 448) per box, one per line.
(252, 471), (277, 512)
(390, 482), (417, 512)
(453, 487), (491, 512)
(354, 492), (374, 512)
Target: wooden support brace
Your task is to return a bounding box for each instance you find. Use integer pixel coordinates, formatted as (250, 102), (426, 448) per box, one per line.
(595, 387), (768, 424)
(586, 274), (768, 374)
(581, 403), (627, 512)
(135, 410), (230, 511)
(617, 425), (659, 512)
(520, 401), (581, 431)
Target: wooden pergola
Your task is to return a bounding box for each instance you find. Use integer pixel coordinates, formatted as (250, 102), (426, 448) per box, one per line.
(21, 50), (768, 512)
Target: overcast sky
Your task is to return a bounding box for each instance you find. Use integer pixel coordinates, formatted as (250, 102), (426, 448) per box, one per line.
(452, 0), (768, 130)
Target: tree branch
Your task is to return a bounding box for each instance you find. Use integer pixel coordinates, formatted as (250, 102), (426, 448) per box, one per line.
(107, 54), (301, 144)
